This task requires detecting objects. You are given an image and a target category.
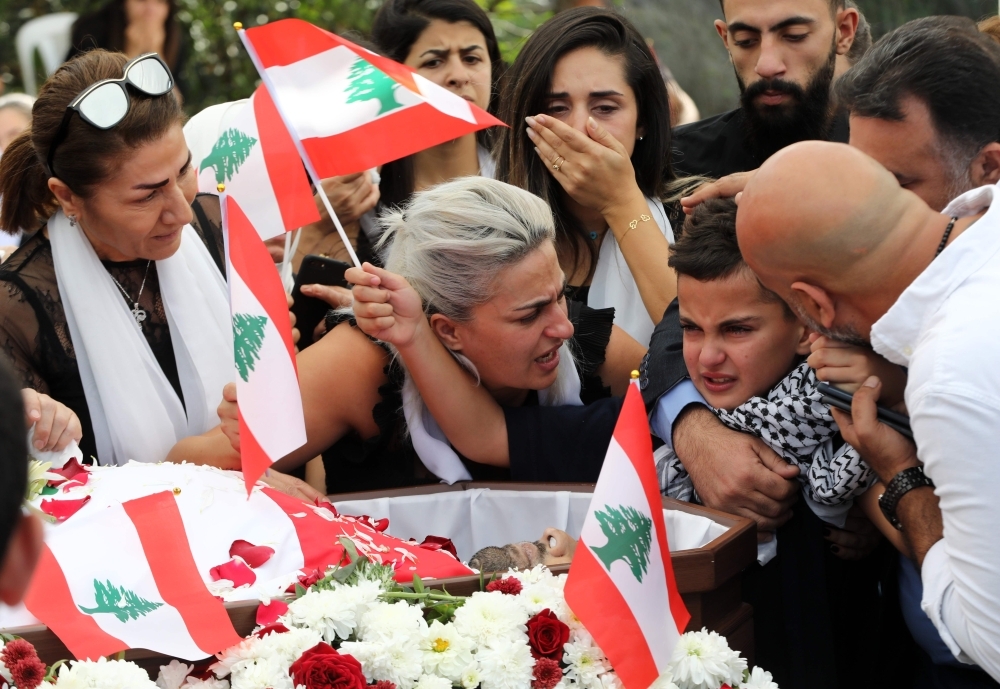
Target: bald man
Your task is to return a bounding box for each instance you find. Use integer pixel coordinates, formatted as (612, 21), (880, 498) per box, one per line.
(738, 140), (1000, 681)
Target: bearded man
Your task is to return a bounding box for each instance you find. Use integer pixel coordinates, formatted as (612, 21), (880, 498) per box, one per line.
(671, 0), (858, 180)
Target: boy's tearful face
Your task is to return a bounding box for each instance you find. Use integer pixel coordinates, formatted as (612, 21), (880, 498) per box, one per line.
(678, 271), (811, 412)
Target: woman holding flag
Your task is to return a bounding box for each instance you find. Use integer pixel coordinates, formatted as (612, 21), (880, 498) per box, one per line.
(0, 50), (320, 500)
(176, 177), (639, 491)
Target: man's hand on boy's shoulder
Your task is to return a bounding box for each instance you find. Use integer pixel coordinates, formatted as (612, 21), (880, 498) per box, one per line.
(673, 406), (800, 539)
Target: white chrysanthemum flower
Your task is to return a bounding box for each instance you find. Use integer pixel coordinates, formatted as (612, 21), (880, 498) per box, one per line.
(740, 666), (779, 689)
(460, 662), (482, 689)
(54, 658), (159, 689)
(340, 637), (424, 689)
(184, 678), (230, 689)
(211, 636), (261, 677)
(648, 669), (679, 689)
(283, 579), (382, 642)
(256, 626), (324, 666)
(156, 659), (194, 689)
(562, 635), (610, 689)
(421, 619), (476, 682)
(228, 653), (293, 689)
(519, 581), (569, 619)
(598, 672), (624, 689)
(0, 642), (12, 684)
(668, 629), (747, 689)
(476, 641), (535, 689)
(414, 674), (453, 689)
(452, 591), (529, 648)
(357, 600), (428, 644)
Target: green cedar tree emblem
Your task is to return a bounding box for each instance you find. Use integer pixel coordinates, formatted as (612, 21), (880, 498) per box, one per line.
(200, 128), (258, 185)
(233, 313), (269, 382)
(344, 58), (404, 116)
(591, 504), (653, 583)
(78, 579), (163, 622)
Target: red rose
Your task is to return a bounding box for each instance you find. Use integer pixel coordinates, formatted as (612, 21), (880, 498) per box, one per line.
(418, 535), (458, 558)
(532, 657), (563, 689)
(526, 609), (570, 660)
(289, 642), (367, 689)
(486, 577), (522, 595)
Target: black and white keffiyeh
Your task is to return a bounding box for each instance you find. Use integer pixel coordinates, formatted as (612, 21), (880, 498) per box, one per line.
(656, 362), (875, 513)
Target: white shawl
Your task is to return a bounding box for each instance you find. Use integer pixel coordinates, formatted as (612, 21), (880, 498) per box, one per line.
(401, 342), (582, 484)
(589, 197), (674, 346)
(49, 210), (233, 466)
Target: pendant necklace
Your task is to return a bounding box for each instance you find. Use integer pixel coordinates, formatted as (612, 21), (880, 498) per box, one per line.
(109, 261), (152, 328)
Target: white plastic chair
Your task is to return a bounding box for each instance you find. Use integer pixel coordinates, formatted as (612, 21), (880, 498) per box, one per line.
(15, 13), (78, 96)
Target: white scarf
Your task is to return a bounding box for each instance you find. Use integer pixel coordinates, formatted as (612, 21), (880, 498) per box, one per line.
(401, 341), (582, 484)
(589, 197), (674, 346)
(49, 210), (233, 466)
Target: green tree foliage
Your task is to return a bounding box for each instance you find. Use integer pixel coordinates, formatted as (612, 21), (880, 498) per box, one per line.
(78, 579), (163, 623)
(201, 128), (257, 185)
(591, 504), (653, 583)
(233, 313), (268, 383)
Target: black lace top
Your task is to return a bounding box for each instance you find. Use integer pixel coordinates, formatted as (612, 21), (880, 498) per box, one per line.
(0, 194), (225, 461)
(321, 299), (615, 493)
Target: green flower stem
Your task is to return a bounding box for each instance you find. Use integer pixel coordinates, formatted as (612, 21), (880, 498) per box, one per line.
(382, 591), (466, 604)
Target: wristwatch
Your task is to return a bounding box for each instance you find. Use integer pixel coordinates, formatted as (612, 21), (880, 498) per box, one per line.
(879, 466), (934, 530)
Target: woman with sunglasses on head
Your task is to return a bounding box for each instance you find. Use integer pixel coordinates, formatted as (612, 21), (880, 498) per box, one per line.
(0, 50), (321, 500)
(496, 7), (676, 347)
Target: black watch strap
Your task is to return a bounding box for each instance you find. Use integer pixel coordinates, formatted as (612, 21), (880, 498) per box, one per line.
(879, 466), (934, 530)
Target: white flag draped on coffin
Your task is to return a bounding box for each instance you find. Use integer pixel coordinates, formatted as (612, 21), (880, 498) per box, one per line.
(564, 381), (690, 689)
(224, 194), (307, 491)
(238, 18), (504, 178)
(198, 85), (319, 239)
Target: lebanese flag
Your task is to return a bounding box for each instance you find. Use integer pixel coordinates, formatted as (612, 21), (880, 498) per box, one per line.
(224, 195), (307, 491)
(23, 492), (243, 661)
(198, 86), (319, 239)
(564, 381), (690, 689)
(239, 19), (504, 178)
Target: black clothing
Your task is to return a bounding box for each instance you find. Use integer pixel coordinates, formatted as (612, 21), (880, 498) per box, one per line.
(0, 195), (224, 461)
(321, 302), (615, 493)
(506, 395), (623, 483)
(671, 107), (850, 179)
(639, 298), (686, 411)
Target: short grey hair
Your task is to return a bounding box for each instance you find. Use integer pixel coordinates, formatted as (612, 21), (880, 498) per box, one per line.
(377, 177), (557, 322)
(845, 0), (871, 65)
(0, 93), (34, 119)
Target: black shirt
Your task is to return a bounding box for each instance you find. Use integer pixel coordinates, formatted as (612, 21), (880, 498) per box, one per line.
(505, 396), (624, 483)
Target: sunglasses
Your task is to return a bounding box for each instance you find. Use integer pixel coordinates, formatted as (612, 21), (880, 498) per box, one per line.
(46, 53), (174, 178)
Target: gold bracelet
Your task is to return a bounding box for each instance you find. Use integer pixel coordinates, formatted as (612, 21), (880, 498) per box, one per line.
(618, 213), (652, 245)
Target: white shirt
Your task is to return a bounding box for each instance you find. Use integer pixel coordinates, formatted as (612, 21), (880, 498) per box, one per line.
(870, 183), (1000, 680)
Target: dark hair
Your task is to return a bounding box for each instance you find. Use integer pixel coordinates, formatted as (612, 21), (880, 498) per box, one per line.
(70, 0), (181, 71)
(0, 358), (27, 559)
(669, 197), (791, 315)
(845, 0), (871, 64)
(494, 7), (673, 281)
(371, 0), (505, 210)
(0, 50), (185, 233)
(837, 16), (1000, 174)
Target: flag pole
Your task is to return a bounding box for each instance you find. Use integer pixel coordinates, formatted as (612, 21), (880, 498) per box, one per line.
(234, 22), (362, 268)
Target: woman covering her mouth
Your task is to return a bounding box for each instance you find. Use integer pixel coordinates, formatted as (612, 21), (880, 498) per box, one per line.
(174, 177), (635, 491)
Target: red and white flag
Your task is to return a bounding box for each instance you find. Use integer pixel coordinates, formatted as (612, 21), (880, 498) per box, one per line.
(24, 491), (243, 661)
(239, 19), (504, 178)
(224, 195), (307, 491)
(198, 86), (319, 239)
(564, 381), (690, 689)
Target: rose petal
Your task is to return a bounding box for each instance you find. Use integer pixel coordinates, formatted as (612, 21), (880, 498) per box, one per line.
(255, 599), (289, 627)
(418, 535), (457, 558)
(313, 498), (339, 516)
(254, 623), (290, 638)
(40, 496), (90, 522)
(49, 457), (88, 484)
(209, 558), (256, 588)
(229, 540), (275, 569)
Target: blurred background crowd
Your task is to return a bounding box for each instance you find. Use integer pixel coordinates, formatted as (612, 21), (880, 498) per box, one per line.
(0, 0), (993, 122)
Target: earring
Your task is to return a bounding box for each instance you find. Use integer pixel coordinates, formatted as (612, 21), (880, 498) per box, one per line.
(638, 136), (644, 141)
(68, 215), (77, 227)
